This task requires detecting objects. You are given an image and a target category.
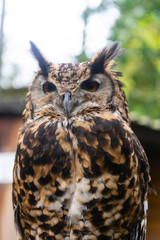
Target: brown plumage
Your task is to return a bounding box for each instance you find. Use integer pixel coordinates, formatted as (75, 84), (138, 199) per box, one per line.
(12, 41), (154, 240)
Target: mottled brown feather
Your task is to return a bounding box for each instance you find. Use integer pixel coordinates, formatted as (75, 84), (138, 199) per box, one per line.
(13, 42), (153, 240)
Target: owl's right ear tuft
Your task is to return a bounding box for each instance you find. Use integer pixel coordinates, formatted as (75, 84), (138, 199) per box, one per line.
(91, 42), (125, 75)
(30, 41), (49, 77)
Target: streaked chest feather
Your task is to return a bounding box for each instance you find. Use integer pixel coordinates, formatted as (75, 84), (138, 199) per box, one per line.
(14, 113), (146, 239)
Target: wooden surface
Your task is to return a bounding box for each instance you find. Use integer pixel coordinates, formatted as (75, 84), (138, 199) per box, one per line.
(0, 116), (22, 152)
(0, 117), (21, 239)
(147, 155), (160, 240)
(0, 184), (16, 240)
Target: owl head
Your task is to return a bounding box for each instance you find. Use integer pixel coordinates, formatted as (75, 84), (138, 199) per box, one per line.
(23, 42), (130, 124)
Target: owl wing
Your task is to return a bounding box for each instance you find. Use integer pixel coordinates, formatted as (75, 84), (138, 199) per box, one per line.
(12, 149), (25, 240)
(129, 133), (154, 240)
(130, 214), (147, 240)
(72, 113), (153, 239)
(121, 125), (154, 240)
(12, 120), (75, 239)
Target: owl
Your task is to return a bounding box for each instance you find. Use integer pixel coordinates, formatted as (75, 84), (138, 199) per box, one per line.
(12, 41), (154, 240)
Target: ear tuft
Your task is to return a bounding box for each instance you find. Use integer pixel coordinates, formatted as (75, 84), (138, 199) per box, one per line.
(91, 41), (125, 75)
(30, 41), (49, 77)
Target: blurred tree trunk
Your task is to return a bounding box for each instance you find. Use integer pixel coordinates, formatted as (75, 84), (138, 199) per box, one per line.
(0, 0), (5, 82)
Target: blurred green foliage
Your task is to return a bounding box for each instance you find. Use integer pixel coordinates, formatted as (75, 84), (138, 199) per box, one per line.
(110, 0), (160, 119)
(78, 0), (160, 120)
(76, 0), (111, 62)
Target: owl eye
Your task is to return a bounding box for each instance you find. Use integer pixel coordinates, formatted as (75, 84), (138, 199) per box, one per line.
(43, 81), (57, 94)
(81, 79), (100, 92)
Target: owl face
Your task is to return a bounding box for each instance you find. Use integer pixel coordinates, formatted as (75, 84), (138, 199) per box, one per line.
(25, 42), (129, 122)
(30, 69), (114, 118)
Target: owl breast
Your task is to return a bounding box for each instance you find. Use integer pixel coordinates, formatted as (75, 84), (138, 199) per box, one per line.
(14, 110), (143, 239)
(66, 111), (141, 239)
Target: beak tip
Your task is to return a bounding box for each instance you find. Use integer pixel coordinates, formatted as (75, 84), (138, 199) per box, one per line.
(63, 91), (72, 118)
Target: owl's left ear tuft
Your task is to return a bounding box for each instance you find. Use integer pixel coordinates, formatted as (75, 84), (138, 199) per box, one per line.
(30, 41), (49, 77)
(91, 41), (125, 75)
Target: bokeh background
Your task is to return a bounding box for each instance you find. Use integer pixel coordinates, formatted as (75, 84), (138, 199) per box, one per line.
(0, 0), (160, 239)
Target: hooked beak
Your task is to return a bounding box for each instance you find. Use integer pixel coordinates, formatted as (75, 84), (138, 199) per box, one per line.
(63, 91), (72, 118)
